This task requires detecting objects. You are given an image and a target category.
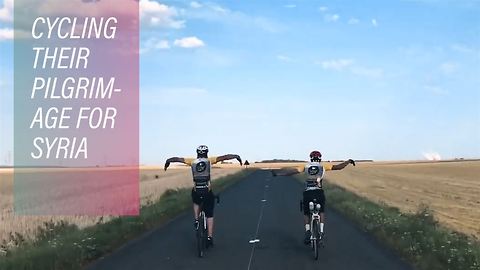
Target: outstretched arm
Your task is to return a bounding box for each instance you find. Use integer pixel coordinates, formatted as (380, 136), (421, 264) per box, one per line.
(332, 159), (356, 170)
(216, 154), (243, 166)
(164, 157), (187, 171)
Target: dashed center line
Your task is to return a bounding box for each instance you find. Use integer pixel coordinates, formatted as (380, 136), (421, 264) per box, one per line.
(247, 176), (270, 270)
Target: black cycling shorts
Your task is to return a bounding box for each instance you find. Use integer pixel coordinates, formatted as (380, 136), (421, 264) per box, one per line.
(191, 188), (215, 218)
(302, 189), (326, 215)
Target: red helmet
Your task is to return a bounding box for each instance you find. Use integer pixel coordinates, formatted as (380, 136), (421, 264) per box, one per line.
(309, 151), (322, 159)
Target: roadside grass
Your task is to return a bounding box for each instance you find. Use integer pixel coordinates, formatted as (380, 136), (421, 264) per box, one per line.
(320, 179), (480, 270)
(0, 169), (254, 270)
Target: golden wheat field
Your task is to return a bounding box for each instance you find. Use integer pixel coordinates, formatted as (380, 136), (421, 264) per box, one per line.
(322, 160), (480, 239)
(0, 165), (242, 247)
(1, 160), (478, 247)
(253, 160), (480, 238)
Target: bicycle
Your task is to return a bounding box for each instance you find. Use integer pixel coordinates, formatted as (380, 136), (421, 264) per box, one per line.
(195, 190), (220, 258)
(300, 198), (323, 260)
(309, 199), (323, 260)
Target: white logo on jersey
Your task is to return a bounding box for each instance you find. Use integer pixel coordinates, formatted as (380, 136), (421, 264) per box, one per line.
(196, 161), (207, 172)
(307, 166), (320, 175)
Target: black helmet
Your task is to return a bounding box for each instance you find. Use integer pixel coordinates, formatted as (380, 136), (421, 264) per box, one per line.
(196, 145), (209, 157)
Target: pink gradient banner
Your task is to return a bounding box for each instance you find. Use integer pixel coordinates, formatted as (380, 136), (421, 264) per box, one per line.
(14, 0), (139, 215)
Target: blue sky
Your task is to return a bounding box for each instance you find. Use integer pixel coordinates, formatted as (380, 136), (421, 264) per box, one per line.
(1, 0), (480, 164)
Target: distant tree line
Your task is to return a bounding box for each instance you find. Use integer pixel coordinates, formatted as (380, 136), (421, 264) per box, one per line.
(331, 159), (373, 163)
(255, 159), (306, 163)
(256, 159), (375, 163)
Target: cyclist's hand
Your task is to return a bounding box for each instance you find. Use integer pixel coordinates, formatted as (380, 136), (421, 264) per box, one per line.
(348, 159), (356, 166)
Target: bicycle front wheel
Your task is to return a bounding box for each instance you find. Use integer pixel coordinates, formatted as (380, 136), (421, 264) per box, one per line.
(312, 220), (319, 260)
(197, 212), (206, 258)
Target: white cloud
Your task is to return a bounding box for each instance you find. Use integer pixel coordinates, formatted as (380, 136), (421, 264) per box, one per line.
(318, 59), (384, 79)
(318, 6), (328, 12)
(451, 44), (480, 57)
(0, 27), (13, 41)
(140, 38), (170, 54)
(208, 3), (228, 14)
(37, 0), (138, 19)
(439, 62), (458, 75)
(0, 0), (13, 22)
(185, 3), (284, 33)
(190, 1), (203, 9)
(371, 18), (378, 27)
(284, 4), (296, 8)
(318, 59), (354, 71)
(351, 66), (384, 79)
(451, 44), (473, 53)
(155, 40), (170, 49)
(162, 87), (208, 95)
(174, 36), (205, 48)
(423, 152), (442, 161)
(143, 87), (208, 105)
(276, 55), (293, 62)
(424, 85), (448, 95)
(348, 18), (360, 24)
(324, 14), (339, 22)
(140, 0), (185, 28)
(251, 17), (283, 33)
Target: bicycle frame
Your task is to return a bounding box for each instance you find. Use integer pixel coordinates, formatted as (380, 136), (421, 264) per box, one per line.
(195, 191), (220, 258)
(308, 201), (322, 260)
(198, 200), (208, 229)
(196, 197), (208, 258)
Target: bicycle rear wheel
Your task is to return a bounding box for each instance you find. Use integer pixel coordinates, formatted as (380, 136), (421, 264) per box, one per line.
(312, 220), (319, 260)
(197, 212), (206, 258)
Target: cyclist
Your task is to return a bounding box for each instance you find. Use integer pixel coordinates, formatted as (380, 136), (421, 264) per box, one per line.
(164, 145), (242, 247)
(271, 151), (355, 245)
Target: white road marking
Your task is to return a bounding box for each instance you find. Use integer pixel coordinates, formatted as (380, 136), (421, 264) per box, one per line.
(247, 177), (270, 270)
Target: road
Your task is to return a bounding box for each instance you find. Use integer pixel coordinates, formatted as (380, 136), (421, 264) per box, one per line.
(88, 170), (412, 270)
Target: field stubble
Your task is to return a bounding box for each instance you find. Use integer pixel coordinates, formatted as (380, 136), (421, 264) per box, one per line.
(324, 161), (480, 239)
(254, 160), (480, 238)
(0, 165), (241, 247)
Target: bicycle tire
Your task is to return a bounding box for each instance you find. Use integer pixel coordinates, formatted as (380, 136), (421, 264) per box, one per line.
(312, 220), (319, 260)
(197, 212), (206, 258)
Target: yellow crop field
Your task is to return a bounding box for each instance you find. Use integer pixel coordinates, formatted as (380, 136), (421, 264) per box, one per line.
(0, 165), (242, 248)
(323, 160), (480, 239)
(252, 160), (480, 239)
(1, 160), (478, 250)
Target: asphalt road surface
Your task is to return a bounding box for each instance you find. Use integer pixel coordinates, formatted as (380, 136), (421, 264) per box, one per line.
(88, 170), (412, 270)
